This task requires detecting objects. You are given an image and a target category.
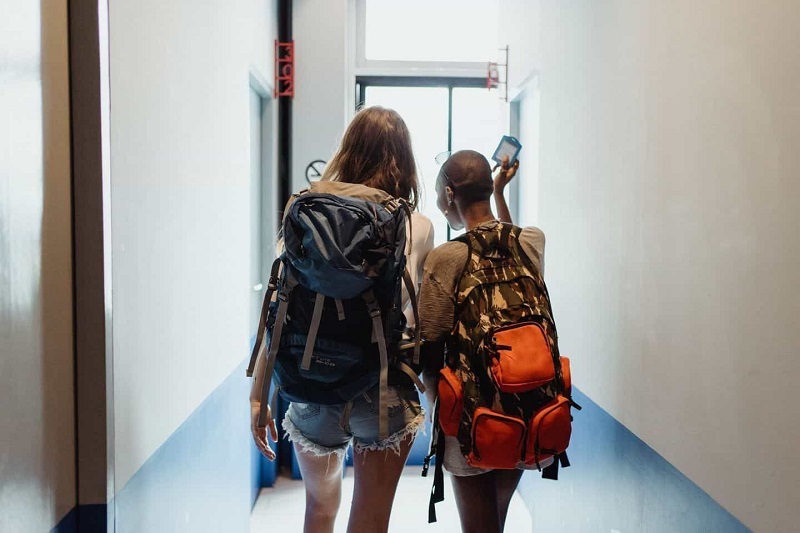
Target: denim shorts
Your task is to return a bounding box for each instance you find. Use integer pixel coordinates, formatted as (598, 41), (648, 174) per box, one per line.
(282, 384), (425, 460)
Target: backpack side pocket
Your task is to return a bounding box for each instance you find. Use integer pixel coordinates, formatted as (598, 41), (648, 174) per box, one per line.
(437, 367), (464, 437)
(560, 356), (571, 396)
(524, 396), (572, 468)
(467, 407), (526, 469)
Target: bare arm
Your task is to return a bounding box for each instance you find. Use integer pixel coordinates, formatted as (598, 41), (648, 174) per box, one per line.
(250, 340), (278, 460)
(418, 251), (458, 410)
(493, 157), (520, 224)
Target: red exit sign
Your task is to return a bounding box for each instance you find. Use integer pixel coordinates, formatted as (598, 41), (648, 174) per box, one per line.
(275, 40), (294, 98)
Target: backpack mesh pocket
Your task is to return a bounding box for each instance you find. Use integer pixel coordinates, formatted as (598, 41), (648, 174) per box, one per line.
(524, 396), (572, 467)
(489, 322), (556, 393)
(467, 407), (527, 469)
(437, 367), (464, 436)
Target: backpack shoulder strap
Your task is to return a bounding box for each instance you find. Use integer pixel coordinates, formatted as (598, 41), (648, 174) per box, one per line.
(402, 267), (421, 365)
(247, 258), (282, 377)
(452, 231), (478, 296)
(507, 225), (540, 276)
(363, 289), (390, 440)
(257, 268), (298, 428)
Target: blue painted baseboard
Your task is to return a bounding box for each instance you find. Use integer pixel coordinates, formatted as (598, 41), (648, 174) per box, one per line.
(51, 507), (76, 533)
(50, 504), (107, 533)
(517, 387), (750, 532)
(113, 360), (259, 533)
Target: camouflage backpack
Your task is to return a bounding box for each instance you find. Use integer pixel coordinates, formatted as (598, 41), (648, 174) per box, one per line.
(423, 222), (581, 523)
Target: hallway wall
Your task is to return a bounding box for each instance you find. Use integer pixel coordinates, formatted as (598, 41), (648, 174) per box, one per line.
(0, 1), (76, 531)
(107, 0), (276, 529)
(292, 0), (353, 194)
(531, 1), (800, 531)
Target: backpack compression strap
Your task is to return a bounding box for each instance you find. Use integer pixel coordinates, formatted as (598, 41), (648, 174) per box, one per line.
(258, 272), (298, 428)
(300, 293), (326, 371)
(246, 258), (282, 377)
(363, 290), (390, 440)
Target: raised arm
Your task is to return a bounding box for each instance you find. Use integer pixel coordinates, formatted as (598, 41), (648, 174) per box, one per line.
(493, 157), (520, 224)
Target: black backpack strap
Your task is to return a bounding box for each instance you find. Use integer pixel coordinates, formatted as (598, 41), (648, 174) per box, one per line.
(394, 361), (426, 393)
(363, 289), (390, 440)
(402, 267), (422, 365)
(423, 402), (446, 523)
(257, 272), (298, 428)
(541, 456), (559, 480)
(398, 198), (413, 256)
(246, 258), (282, 377)
(541, 452), (571, 481)
(334, 299), (346, 320)
(300, 292), (326, 371)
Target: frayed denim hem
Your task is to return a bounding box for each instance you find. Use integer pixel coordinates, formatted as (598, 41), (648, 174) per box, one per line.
(282, 415), (349, 461)
(353, 408), (427, 456)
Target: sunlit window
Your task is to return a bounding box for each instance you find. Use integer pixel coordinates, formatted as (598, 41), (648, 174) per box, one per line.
(365, 0), (499, 63)
(365, 85), (508, 244)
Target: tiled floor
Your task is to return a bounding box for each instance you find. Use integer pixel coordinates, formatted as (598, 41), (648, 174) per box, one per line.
(250, 466), (532, 532)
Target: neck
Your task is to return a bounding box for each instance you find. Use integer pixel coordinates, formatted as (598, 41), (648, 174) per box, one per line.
(460, 201), (497, 231)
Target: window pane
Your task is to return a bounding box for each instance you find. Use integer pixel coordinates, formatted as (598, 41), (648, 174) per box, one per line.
(364, 86), (450, 245)
(451, 87), (508, 163)
(365, 0), (499, 62)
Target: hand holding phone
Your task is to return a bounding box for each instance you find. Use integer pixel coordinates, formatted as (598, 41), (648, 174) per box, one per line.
(491, 136), (521, 194)
(492, 135), (522, 167)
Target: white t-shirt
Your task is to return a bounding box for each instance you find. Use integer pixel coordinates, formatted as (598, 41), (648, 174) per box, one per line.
(402, 212), (435, 330)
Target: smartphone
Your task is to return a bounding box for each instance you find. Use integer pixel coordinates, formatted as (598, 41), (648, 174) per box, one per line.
(491, 135), (522, 166)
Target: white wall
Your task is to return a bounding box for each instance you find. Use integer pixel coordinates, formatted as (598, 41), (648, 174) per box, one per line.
(499, 0), (541, 95)
(0, 0), (76, 529)
(515, 87), (540, 227)
(537, 1), (800, 530)
(108, 0), (277, 489)
(292, 0), (353, 194)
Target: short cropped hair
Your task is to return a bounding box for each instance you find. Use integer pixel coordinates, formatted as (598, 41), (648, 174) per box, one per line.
(442, 150), (494, 205)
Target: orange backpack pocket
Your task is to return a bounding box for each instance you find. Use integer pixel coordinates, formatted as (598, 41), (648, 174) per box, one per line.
(524, 396), (572, 467)
(437, 367), (464, 437)
(560, 356), (571, 396)
(490, 322), (556, 393)
(467, 408), (527, 469)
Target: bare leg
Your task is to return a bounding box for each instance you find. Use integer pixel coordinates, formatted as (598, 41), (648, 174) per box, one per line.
(494, 469), (523, 531)
(293, 443), (345, 533)
(346, 436), (414, 533)
(451, 472), (501, 533)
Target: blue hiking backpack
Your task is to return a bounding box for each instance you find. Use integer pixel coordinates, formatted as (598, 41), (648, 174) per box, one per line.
(246, 181), (423, 439)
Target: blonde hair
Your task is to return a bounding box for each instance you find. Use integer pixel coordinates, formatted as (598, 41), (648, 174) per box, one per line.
(322, 106), (419, 209)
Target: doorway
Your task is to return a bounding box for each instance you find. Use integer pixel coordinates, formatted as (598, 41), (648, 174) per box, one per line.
(249, 80), (278, 499)
(357, 77), (509, 244)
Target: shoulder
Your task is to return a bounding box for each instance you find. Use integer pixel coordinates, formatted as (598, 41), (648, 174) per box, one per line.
(517, 226), (546, 269)
(411, 211), (432, 226)
(411, 212), (434, 239)
(424, 240), (468, 271)
(519, 226), (545, 251)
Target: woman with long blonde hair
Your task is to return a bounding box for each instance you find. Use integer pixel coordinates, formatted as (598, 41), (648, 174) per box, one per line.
(250, 106), (434, 532)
